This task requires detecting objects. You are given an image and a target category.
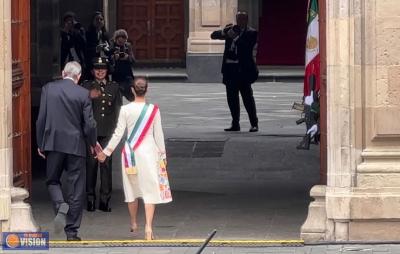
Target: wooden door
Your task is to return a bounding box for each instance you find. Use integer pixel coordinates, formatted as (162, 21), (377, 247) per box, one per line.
(11, 0), (32, 192)
(117, 0), (185, 63)
(319, 0), (327, 184)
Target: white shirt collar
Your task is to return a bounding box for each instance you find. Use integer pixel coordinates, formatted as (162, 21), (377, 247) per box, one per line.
(63, 77), (75, 82)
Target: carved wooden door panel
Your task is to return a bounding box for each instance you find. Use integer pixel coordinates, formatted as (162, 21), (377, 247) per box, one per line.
(153, 0), (185, 61)
(117, 0), (185, 63)
(11, 0), (32, 192)
(118, 0), (152, 60)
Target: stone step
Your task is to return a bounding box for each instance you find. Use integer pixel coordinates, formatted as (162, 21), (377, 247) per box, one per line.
(134, 66), (305, 83)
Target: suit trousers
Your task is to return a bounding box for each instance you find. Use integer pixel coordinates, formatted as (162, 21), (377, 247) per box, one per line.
(86, 136), (112, 203)
(46, 151), (85, 237)
(224, 74), (258, 127)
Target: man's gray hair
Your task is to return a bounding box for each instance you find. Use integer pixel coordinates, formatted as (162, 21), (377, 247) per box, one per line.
(63, 61), (82, 80)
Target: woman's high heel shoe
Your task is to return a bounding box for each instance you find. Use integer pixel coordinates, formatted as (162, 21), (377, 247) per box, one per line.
(145, 230), (154, 241)
(130, 225), (139, 236)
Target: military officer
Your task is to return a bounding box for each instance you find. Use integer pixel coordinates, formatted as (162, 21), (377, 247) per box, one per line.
(82, 57), (122, 212)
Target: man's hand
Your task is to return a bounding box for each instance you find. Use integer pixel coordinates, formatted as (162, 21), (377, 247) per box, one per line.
(97, 152), (107, 163)
(37, 148), (46, 159)
(89, 88), (101, 99)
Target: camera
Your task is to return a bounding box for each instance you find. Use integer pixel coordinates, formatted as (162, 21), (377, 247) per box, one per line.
(223, 24), (240, 37)
(97, 43), (110, 54)
(73, 22), (82, 30)
(115, 44), (128, 58)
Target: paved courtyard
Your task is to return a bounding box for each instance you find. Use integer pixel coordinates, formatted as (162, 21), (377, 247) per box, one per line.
(30, 81), (320, 241)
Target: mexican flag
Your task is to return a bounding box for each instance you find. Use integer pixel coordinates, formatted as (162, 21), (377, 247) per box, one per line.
(304, 0), (320, 96)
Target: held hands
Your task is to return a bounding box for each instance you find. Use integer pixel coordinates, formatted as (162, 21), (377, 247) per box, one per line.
(93, 142), (107, 162)
(97, 152), (107, 163)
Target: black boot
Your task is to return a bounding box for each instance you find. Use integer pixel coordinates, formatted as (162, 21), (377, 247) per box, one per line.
(99, 201), (111, 212)
(87, 200), (95, 212)
(296, 134), (311, 150)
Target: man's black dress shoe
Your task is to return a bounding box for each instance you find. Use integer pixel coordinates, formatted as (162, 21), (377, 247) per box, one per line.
(224, 126), (240, 132)
(249, 126), (259, 132)
(99, 201), (111, 212)
(67, 236), (81, 241)
(87, 200), (95, 212)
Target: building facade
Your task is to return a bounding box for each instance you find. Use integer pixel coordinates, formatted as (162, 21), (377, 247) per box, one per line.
(1, 0), (400, 242)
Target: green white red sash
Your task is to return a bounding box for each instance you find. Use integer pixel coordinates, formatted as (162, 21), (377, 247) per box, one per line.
(122, 104), (159, 174)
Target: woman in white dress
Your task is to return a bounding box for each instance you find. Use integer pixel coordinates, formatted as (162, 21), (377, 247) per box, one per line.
(97, 77), (172, 240)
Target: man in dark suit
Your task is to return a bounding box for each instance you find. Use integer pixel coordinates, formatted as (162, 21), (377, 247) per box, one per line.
(36, 61), (97, 241)
(211, 11), (259, 132)
(82, 57), (122, 212)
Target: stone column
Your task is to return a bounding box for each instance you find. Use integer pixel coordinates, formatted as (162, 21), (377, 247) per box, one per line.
(0, 0), (13, 233)
(302, 0), (400, 242)
(186, 0), (238, 82)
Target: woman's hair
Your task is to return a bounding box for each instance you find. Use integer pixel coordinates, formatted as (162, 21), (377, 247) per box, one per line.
(63, 11), (76, 22)
(88, 11), (107, 33)
(132, 76), (148, 97)
(113, 29), (128, 41)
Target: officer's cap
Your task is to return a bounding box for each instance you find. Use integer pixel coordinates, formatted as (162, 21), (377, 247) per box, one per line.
(92, 57), (108, 69)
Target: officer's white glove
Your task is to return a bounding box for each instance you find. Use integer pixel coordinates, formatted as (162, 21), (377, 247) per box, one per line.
(307, 124), (318, 138)
(304, 92), (314, 106)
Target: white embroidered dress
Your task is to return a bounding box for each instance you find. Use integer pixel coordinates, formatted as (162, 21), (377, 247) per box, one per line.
(104, 102), (172, 204)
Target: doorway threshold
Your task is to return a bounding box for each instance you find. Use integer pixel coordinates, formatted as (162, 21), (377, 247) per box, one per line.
(49, 239), (304, 248)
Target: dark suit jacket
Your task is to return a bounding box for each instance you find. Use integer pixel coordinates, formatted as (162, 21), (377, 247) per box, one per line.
(36, 78), (97, 157)
(211, 27), (259, 84)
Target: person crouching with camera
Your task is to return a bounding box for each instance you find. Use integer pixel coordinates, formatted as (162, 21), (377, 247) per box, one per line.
(110, 29), (136, 101)
(82, 57), (122, 212)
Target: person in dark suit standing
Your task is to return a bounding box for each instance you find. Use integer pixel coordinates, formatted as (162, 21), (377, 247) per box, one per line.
(211, 12), (259, 132)
(36, 61), (97, 241)
(82, 57), (122, 212)
(84, 11), (110, 79)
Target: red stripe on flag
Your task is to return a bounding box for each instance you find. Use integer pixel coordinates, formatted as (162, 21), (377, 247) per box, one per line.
(304, 54), (320, 96)
(133, 105), (159, 150)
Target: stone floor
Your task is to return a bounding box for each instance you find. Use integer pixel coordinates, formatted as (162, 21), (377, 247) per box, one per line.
(29, 81), (320, 241)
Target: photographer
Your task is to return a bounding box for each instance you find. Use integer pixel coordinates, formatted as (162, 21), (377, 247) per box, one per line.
(85, 11), (110, 79)
(110, 29), (135, 101)
(211, 11), (259, 132)
(60, 12), (86, 70)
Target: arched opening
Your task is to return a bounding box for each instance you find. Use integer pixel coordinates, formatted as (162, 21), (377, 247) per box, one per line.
(10, 0), (326, 241)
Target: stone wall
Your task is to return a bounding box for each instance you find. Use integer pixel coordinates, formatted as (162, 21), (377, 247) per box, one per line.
(302, 0), (400, 242)
(0, 0), (13, 234)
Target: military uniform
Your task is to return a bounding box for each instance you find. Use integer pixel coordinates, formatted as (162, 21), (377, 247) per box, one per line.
(82, 57), (122, 212)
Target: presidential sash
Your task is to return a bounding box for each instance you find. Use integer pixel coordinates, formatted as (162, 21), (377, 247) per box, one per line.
(122, 104), (159, 174)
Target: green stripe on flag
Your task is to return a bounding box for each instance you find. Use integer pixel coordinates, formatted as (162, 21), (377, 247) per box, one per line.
(308, 0), (318, 24)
